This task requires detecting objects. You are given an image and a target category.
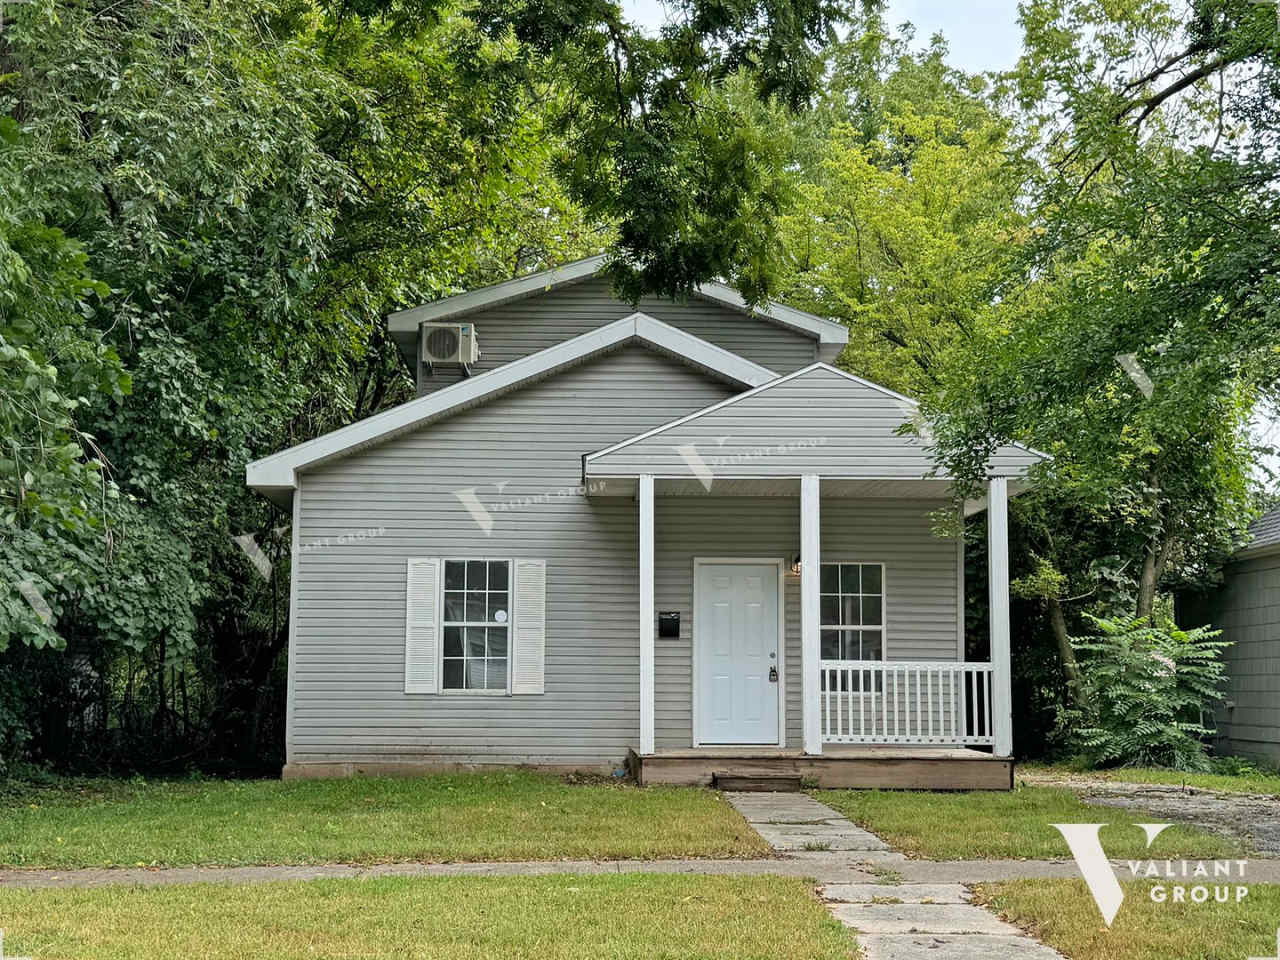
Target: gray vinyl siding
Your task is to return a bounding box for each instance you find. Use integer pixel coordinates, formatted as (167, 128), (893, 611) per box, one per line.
(589, 366), (1044, 479)
(292, 345), (736, 767)
(1184, 554), (1280, 766)
(416, 278), (816, 395)
(654, 497), (961, 750)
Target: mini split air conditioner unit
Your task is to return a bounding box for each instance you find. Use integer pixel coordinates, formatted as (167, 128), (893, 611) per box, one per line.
(420, 322), (480, 369)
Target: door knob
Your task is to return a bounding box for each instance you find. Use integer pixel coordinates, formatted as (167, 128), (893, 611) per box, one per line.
(768, 666), (778, 683)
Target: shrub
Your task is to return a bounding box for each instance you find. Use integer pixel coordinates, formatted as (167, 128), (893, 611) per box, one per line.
(1064, 615), (1229, 771)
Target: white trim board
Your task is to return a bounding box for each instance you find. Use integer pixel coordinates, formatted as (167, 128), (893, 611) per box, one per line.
(691, 557), (787, 748)
(583, 361), (1052, 477)
(247, 313), (777, 504)
(386, 255), (850, 350)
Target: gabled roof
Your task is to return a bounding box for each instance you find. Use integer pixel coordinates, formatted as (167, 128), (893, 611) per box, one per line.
(386, 255), (849, 360)
(1237, 506), (1280, 560)
(246, 313), (777, 506)
(584, 362), (1051, 483)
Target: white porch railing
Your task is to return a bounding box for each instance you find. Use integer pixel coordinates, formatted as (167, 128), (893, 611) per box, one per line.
(819, 661), (995, 746)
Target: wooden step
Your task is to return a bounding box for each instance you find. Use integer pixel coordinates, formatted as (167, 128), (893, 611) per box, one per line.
(712, 772), (804, 792)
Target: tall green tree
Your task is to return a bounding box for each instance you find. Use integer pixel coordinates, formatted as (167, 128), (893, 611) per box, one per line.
(0, 0), (851, 769)
(923, 0), (1280, 698)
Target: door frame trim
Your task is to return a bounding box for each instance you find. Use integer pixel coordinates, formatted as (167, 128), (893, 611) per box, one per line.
(691, 557), (787, 748)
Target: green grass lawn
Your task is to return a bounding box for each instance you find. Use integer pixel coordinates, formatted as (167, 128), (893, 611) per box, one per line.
(0, 874), (854, 960)
(815, 784), (1243, 860)
(1021, 762), (1280, 797)
(974, 880), (1279, 960)
(0, 772), (768, 868)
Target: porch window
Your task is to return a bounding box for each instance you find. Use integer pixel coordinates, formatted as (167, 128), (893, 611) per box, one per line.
(442, 559), (510, 691)
(820, 562), (884, 692)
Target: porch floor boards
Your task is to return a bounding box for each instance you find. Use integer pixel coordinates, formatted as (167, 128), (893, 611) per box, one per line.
(629, 746), (1013, 791)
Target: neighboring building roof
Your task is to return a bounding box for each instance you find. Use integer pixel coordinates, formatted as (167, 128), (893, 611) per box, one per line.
(385, 255), (850, 362)
(1237, 506), (1280, 560)
(246, 313), (777, 506)
(584, 362), (1051, 482)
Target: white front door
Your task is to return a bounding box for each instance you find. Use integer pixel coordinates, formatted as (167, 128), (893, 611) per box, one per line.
(695, 562), (780, 744)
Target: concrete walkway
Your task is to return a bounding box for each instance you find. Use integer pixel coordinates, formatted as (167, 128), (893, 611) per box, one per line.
(724, 791), (1065, 960)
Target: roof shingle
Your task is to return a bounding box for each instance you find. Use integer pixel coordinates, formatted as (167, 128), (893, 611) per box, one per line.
(1241, 506), (1280, 557)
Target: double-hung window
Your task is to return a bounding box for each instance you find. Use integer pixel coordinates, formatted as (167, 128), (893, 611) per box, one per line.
(442, 559), (510, 691)
(819, 562), (885, 691)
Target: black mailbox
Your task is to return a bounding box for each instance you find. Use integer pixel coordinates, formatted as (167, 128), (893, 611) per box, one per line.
(657, 611), (680, 638)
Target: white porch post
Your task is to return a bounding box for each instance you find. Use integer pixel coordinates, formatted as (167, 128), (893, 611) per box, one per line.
(988, 477), (1013, 757)
(639, 475), (656, 756)
(801, 474), (822, 755)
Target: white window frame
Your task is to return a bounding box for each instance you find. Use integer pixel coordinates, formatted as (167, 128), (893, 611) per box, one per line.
(439, 557), (515, 696)
(819, 561), (887, 694)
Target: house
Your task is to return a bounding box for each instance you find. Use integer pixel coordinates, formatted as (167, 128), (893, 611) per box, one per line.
(1179, 506), (1280, 768)
(246, 256), (1047, 789)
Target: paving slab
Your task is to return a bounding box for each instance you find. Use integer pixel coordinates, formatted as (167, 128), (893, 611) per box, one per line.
(724, 792), (844, 823)
(784, 849), (908, 865)
(858, 933), (1065, 960)
(761, 834), (895, 852)
(821, 882), (969, 904)
(829, 902), (1024, 936)
(754, 823), (888, 846)
(724, 788), (1069, 959)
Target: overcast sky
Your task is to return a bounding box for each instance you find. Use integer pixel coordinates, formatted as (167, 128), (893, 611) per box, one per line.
(620, 1), (1025, 74)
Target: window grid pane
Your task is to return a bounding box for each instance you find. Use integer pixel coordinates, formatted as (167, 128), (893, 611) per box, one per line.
(819, 563), (885, 666)
(442, 560), (512, 690)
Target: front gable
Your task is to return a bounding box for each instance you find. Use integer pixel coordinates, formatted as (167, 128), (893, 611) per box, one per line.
(585, 363), (1048, 482)
(247, 313), (772, 506)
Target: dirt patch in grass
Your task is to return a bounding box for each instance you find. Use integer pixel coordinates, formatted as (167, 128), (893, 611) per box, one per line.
(1019, 769), (1280, 854)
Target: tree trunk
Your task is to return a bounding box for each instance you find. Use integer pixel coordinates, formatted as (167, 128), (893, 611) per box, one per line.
(1048, 596), (1083, 700)
(1135, 536), (1174, 621)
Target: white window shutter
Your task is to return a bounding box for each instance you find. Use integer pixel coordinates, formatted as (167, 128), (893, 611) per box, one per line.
(404, 558), (441, 693)
(511, 558), (546, 695)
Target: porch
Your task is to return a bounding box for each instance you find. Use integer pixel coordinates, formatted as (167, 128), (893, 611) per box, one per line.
(629, 744), (1014, 790)
(581, 362), (1044, 791)
(601, 477), (1018, 790)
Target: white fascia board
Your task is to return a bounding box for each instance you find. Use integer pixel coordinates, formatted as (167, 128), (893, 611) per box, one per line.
(693, 282), (849, 346)
(808, 362), (1053, 464)
(1235, 542), (1280, 561)
(246, 312), (776, 493)
(585, 362), (830, 465)
(385, 255), (849, 347)
(387, 256), (609, 332)
(584, 360), (1051, 475)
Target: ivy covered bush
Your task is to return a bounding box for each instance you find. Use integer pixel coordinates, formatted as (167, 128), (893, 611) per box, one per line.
(1065, 616), (1230, 771)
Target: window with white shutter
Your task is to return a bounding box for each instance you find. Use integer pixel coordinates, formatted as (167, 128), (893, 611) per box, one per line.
(404, 556), (544, 696)
(404, 558), (442, 693)
(511, 558), (546, 695)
